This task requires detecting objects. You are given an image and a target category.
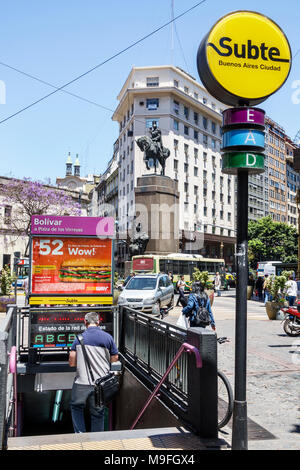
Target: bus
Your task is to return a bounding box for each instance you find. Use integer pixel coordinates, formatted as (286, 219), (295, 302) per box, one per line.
(131, 253), (226, 290)
(257, 261), (298, 278)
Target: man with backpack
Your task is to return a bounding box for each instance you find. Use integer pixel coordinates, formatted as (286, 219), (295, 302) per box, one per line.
(182, 281), (216, 330)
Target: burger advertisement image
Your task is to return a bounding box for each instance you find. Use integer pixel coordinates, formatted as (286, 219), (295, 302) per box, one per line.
(31, 237), (113, 296)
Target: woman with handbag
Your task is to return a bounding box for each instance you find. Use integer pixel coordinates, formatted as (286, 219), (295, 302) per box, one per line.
(68, 311), (119, 433)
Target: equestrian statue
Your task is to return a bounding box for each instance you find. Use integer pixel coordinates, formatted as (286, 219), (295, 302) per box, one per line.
(136, 121), (170, 176)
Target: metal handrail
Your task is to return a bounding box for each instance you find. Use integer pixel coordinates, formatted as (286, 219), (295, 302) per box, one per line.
(8, 346), (17, 437)
(0, 305), (17, 449)
(130, 342), (202, 430)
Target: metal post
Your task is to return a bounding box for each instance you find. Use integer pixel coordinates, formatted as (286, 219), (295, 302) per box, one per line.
(296, 189), (300, 278)
(232, 170), (248, 450)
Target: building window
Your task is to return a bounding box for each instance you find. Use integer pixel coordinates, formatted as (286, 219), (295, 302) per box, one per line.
(4, 206), (12, 225)
(203, 117), (208, 129)
(184, 86), (189, 94)
(146, 98), (159, 110)
(147, 77), (159, 87)
(184, 125), (189, 136)
(173, 119), (179, 131)
(146, 118), (159, 128)
(194, 130), (199, 141)
(184, 106), (189, 119)
(194, 167), (198, 177)
(174, 79), (179, 88)
(173, 100), (180, 114)
(174, 159), (178, 171)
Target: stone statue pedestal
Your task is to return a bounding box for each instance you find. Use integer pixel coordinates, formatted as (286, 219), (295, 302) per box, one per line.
(134, 175), (179, 254)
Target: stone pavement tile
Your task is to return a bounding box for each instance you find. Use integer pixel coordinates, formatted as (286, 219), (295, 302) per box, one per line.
(40, 442), (83, 450)
(82, 440), (125, 450)
(8, 445), (40, 450)
(122, 437), (164, 450)
(159, 435), (207, 450)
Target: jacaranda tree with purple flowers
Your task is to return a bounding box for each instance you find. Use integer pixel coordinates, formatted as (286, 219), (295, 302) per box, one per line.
(1, 178), (81, 255)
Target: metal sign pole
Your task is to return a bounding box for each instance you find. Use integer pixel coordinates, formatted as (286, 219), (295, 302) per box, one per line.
(232, 170), (249, 450)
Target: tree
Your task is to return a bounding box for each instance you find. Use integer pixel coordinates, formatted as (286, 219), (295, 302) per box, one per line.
(0, 178), (81, 255)
(248, 216), (298, 269)
(0, 265), (16, 296)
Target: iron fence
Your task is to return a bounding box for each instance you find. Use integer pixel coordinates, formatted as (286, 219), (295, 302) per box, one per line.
(0, 304), (17, 450)
(120, 307), (188, 406)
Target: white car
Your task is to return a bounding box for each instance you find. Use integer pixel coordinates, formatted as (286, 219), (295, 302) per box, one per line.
(117, 274), (174, 314)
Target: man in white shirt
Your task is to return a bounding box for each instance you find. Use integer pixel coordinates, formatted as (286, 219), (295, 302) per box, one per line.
(285, 275), (298, 307)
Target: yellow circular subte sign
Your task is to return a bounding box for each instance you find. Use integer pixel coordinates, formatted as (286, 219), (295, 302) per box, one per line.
(198, 11), (292, 105)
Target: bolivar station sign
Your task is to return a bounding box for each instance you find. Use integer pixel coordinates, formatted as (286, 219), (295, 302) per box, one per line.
(197, 10), (292, 106)
(29, 215), (115, 305)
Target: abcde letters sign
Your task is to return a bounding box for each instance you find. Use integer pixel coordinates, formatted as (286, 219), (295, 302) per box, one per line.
(197, 10), (292, 106)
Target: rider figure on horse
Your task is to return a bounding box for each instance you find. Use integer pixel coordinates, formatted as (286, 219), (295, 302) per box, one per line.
(149, 121), (163, 155)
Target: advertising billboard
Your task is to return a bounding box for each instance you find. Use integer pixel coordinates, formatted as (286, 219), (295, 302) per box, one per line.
(29, 215), (114, 305)
(31, 237), (112, 295)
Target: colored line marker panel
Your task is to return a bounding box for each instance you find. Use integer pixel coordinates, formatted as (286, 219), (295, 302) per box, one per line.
(222, 107), (265, 128)
(222, 128), (265, 151)
(222, 152), (265, 175)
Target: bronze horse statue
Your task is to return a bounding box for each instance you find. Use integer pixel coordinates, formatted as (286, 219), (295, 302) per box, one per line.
(136, 136), (170, 176)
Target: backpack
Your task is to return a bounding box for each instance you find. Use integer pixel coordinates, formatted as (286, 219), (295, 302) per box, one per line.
(192, 294), (211, 326)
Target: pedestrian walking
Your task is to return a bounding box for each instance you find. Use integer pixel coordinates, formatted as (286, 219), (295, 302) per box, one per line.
(285, 275), (298, 306)
(263, 275), (272, 304)
(176, 275), (187, 306)
(214, 272), (221, 297)
(69, 311), (118, 433)
(255, 276), (264, 302)
(182, 282), (216, 330)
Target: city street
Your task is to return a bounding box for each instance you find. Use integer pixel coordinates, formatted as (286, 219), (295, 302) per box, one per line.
(167, 290), (300, 450)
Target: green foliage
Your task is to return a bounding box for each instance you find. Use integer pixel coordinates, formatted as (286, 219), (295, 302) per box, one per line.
(264, 275), (287, 303)
(114, 272), (119, 286)
(192, 268), (213, 289)
(0, 266), (16, 296)
(281, 270), (294, 281)
(248, 216), (298, 269)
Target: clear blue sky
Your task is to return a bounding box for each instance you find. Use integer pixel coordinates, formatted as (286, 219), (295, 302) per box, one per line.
(0, 0), (299, 183)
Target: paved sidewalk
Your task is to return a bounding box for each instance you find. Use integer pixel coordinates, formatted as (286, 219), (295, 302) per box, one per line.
(167, 293), (300, 450)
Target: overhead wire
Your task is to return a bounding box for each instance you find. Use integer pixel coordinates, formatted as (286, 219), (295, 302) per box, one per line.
(0, 0), (208, 126)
